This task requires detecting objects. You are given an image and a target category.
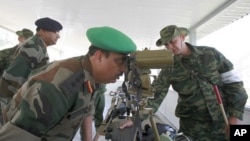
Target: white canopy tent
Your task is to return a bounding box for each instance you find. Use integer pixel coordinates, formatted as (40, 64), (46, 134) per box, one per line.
(1, 0), (250, 60)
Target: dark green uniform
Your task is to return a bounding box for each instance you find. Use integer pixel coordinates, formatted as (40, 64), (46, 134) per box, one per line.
(148, 43), (248, 141)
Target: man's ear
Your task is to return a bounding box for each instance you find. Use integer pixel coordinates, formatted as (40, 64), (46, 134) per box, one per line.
(93, 50), (103, 64)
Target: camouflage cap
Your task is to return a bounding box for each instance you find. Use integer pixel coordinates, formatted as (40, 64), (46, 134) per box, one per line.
(35, 17), (63, 32)
(16, 28), (34, 39)
(86, 26), (137, 54)
(156, 25), (189, 47)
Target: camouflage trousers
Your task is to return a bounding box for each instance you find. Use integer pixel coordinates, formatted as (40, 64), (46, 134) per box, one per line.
(179, 117), (229, 141)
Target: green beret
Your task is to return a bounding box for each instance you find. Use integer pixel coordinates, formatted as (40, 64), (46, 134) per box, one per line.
(156, 25), (189, 47)
(86, 26), (137, 54)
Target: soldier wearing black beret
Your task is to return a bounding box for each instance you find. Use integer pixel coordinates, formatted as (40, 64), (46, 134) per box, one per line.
(0, 17), (63, 119)
(35, 17), (63, 32)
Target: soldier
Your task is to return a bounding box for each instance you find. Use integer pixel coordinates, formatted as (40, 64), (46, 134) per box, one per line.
(0, 28), (34, 77)
(0, 28), (33, 126)
(0, 17), (63, 124)
(0, 26), (136, 141)
(147, 25), (248, 140)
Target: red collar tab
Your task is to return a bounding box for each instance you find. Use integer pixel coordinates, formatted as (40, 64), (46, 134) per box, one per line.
(85, 81), (93, 94)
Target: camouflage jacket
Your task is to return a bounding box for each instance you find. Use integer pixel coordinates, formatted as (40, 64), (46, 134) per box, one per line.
(0, 34), (49, 98)
(93, 83), (106, 128)
(1, 56), (96, 141)
(0, 45), (18, 76)
(148, 43), (248, 121)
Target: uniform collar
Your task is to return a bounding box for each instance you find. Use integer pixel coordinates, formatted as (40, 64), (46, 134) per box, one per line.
(33, 34), (47, 48)
(80, 56), (96, 89)
(176, 42), (204, 60)
(185, 42), (204, 55)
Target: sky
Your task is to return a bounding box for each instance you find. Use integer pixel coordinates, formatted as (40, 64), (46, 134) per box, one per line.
(197, 14), (250, 106)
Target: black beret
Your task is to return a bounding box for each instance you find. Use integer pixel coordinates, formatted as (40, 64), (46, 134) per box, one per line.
(35, 17), (63, 32)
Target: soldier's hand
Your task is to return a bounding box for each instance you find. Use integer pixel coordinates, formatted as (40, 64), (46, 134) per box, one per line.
(224, 117), (243, 139)
(119, 118), (133, 129)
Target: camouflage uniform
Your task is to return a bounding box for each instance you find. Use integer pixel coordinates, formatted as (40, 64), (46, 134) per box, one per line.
(0, 56), (96, 141)
(0, 45), (18, 76)
(0, 26), (137, 141)
(0, 34), (49, 127)
(0, 45), (19, 125)
(148, 43), (248, 141)
(80, 84), (106, 140)
(0, 17), (62, 102)
(93, 84), (106, 129)
(0, 28), (34, 126)
(0, 34), (49, 100)
(0, 28), (33, 77)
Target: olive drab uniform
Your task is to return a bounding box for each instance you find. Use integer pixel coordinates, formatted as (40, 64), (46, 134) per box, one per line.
(148, 43), (248, 141)
(0, 56), (97, 141)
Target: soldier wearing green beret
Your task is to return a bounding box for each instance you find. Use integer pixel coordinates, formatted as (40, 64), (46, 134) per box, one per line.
(0, 26), (136, 141)
(148, 25), (248, 140)
(0, 17), (63, 125)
